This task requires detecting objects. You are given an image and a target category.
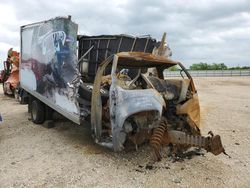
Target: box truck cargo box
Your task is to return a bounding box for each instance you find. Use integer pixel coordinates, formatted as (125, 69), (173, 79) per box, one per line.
(20, 16), (80, 124)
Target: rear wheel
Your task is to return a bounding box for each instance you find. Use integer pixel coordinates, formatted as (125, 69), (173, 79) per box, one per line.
(31, 100), (45, 124)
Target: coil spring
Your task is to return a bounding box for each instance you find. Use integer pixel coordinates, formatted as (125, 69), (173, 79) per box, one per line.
(150, 119), (168, 160)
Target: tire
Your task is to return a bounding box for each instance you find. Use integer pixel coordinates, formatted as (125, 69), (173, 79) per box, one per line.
(31, 100), (45, 124)
(78, 83), (93, 101)
(78, 83), (109, 102)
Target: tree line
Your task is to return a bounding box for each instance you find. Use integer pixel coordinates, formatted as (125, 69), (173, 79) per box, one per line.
(169, 63), (250, 71)
(189, 63), (250, 70)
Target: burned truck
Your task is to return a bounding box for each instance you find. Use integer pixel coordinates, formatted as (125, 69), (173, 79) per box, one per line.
(20, 16), (225, 160)
(1, 48), (20, 96)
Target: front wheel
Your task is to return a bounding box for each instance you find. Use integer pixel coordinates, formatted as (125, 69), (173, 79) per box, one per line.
(31, 100), (45, 124)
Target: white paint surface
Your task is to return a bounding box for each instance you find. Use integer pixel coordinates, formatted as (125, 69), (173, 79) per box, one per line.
(55, 92), (78, 114)
(20, 69), (37, 91)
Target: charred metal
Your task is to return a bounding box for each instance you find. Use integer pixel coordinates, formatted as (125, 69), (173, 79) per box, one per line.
(77, 34), (225, 160)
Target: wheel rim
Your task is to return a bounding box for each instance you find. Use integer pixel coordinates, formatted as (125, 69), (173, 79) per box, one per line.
(32, 104), (37, 120)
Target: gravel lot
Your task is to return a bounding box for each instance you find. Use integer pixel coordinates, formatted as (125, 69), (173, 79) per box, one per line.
(0, 77), (250, 188)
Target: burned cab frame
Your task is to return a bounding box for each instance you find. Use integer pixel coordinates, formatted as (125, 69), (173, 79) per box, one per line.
(90, 52), (225, 158)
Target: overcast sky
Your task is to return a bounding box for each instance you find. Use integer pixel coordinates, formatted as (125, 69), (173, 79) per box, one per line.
(0, 0), (249, 69)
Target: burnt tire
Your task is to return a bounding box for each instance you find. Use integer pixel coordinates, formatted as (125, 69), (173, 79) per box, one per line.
(78, 83), (109, 102)
(78, 83), (93, 101)
(31, 100), (45, 124)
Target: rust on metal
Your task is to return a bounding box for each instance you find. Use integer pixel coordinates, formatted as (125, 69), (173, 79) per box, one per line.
(75, 32), (225, 161)
(1, 48), (20, 95)
(150, 119), (225, 161)
(176, 93), (201, 130)
(116, 51), (177, 68)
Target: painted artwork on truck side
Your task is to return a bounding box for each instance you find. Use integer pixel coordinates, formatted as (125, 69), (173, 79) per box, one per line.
(20, 17), (80, 115)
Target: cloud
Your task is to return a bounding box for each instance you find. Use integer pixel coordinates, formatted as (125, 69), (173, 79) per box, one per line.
(0, 0), (249, 70)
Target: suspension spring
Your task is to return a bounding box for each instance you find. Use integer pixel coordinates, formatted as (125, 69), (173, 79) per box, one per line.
(150, 119), (168, 160)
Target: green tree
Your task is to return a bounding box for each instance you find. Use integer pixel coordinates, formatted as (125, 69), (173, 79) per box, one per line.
(190, 63), (228, 70)
(169, 65), (178, 71)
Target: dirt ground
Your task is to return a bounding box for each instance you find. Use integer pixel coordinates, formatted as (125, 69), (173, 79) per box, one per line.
(0, 77), (250, 188)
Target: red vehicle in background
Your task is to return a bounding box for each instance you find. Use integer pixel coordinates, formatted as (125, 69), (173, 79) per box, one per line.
(0, 70), (4, 83)
(0, 48), (20, 96)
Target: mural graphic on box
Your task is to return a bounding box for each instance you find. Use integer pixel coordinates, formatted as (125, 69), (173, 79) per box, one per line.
(21, 17), (79, 115)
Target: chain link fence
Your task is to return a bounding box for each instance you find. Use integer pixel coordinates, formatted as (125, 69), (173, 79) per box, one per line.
(164, 69), (250, 77)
